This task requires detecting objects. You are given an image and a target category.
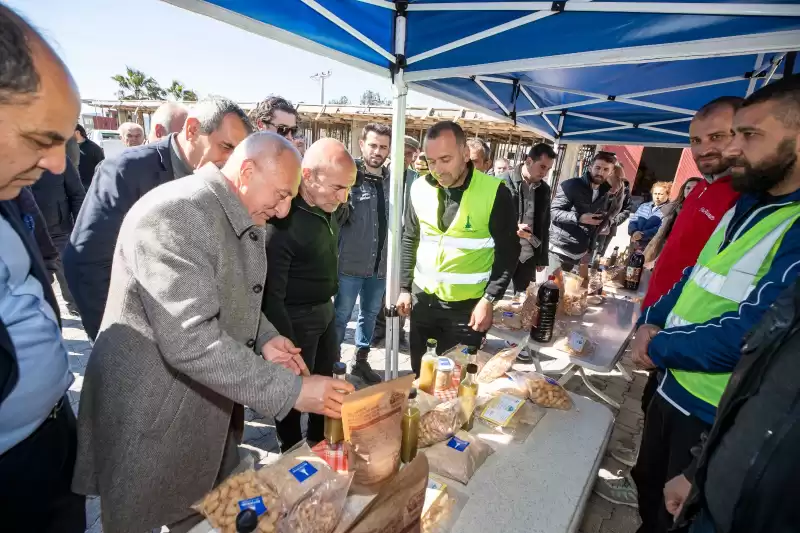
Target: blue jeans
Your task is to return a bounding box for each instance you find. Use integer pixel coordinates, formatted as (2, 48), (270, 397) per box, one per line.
(334, 273), (386, 350)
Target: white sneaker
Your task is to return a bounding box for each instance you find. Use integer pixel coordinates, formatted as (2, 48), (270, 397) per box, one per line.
(594, 472), (638, 508)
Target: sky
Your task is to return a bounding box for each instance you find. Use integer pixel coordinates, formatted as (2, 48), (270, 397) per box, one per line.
(6, 0), (449, 109)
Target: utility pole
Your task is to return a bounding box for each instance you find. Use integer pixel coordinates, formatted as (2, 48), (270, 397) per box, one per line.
(310, 70), (332, 104)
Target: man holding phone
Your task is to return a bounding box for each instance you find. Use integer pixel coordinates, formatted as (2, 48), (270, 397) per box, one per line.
(548, 152), (616, 274)
(500, 143), (557, 292)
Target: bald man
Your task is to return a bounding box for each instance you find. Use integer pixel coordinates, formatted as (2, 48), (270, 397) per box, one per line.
(263, 138), (356, 449)
(0, 5), (87, 533)
(148, 101), (188, 143)
(73, 132), (354, 532)
(118, 121), (144, 147)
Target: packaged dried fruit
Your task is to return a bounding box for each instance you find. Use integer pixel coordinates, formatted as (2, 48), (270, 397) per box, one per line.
(476, 343), (525, 384)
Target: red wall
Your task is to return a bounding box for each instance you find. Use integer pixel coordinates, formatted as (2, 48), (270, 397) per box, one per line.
(598, 145), (644, 188)
(671, 148), (701, 199)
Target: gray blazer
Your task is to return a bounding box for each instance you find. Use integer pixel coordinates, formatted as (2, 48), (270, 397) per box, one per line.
(72, 165), (302, 533)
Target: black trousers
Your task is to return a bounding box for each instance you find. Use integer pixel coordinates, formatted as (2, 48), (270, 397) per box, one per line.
(275, 301), (338, 450)
(545, 251), (578, 277)
(409, 294), (485, 377)
(0, 397), (86, 533)
(512, 258), (538, 294)
(631, 393), (711, 533)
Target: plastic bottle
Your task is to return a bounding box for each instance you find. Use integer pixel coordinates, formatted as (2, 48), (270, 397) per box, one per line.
(324, 362), (347, 445)
(401, 388), (420, 463)
(531, 275), (560, 343)
(460, 345), (479, 384)
(625, 250), (645, 291)
(458, 363), (479, 430)
(608, 246), (619, 267)
(236, 509), (259, 533)
(418, 339), (438, 394)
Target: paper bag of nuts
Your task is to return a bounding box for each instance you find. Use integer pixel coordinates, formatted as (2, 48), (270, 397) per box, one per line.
(278, 472), (353, 533)
(192, 468), (280, 533)
(511, 371), (573, 410)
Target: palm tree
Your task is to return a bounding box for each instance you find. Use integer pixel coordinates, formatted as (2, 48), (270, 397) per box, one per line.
(112, 67), (164, 100)
(166, 80), (198, 102)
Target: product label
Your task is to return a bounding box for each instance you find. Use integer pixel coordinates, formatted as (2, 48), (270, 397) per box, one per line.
(446, 436), (470, 451)
(479, 394), (525, 427)
(626, 267), (641, 282)
(502, 311), (514, 317)
(289, 460), (318, 483)
(238, 496), (267, 516)
(545, 377), (559, 386)
(568, 331), (587, 353)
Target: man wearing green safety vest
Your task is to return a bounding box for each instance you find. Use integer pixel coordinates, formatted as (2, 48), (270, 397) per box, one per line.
(628, 74), (800, 533)
(397, 121), (519, 376)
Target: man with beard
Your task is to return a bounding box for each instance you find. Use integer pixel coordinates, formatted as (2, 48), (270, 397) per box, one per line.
(547, 151), (615, 274)
(626, 74), (800, 533)
(397, 121), (518, 377)
(594, 97), (746, 509)
(333, 123), (392, 384)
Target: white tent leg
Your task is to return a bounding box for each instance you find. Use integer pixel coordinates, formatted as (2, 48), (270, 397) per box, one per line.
(385, 10), (407, 381)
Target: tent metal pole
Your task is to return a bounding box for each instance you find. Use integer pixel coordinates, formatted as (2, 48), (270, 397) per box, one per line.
(385, 4), (407, 382)
(518, 84), (559, 135)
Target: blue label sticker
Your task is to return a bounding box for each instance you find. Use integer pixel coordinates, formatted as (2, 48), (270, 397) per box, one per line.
(502, 312), (514, 317)
(545, 377), (559, 386)
(238, 496), (267, 516)
(447, 436), (470, 452)
(289, 461), (318, 483)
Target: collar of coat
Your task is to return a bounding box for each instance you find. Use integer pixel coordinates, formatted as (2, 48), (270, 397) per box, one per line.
(195, 164), (259, 237)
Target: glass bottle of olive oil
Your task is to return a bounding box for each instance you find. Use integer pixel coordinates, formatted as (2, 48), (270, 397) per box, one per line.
(401, 388), (420, 463)
(458, 363), (479, 430)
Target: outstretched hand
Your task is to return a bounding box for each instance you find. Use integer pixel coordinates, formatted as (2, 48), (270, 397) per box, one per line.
(262, 336), (309, 376)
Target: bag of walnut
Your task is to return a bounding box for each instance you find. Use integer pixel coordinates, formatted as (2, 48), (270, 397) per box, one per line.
(417, 397), (471, 448)
(192, 466), (280, 533)
(278, 472), (354, 533)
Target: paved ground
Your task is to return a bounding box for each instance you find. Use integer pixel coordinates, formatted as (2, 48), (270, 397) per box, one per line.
(57, 283), (644, 533)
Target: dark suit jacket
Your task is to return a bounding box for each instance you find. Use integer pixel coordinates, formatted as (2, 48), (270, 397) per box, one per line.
(500, 165), (552, 267)
(63, 136), (175, 340)
(0, 200), (61, 406)
(30, 157), (86, 242)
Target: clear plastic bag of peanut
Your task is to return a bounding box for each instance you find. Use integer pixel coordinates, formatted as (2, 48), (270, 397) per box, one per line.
(512, 371), (573, 410)
(256, 441), (338, 511)
(192, 468), (280, 533)
(278, 473), (353, 533)
(562, 272), (588, 316)
(493, 309), (523, 330)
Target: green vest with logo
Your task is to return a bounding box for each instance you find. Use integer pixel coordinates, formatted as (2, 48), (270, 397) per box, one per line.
(411, 170), (501, 302)
(666, 203), (800, 407)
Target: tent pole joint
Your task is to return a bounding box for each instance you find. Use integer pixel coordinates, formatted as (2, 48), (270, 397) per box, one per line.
(394, 0), (408, 14)
(607, 95), (616, 101)
(551, 1), (566, 12)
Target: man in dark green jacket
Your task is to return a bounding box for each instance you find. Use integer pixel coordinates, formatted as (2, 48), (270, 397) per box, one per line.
(264, 138), (356, 449)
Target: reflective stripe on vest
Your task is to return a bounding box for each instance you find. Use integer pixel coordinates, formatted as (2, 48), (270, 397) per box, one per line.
(665, 203), (800, 408)
(411, 170), (501, 302)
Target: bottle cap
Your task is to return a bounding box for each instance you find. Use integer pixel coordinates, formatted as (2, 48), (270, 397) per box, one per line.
(408, 387), (417, 399)
(426, 338), (437, 348)
(548, 275), (556, 281)
(466, 363), (478, 374)
(332, 362), (347, 375)
(466, 345), (478, 354)
(236, 509), (259, 533)
(437, 357), (454, 372)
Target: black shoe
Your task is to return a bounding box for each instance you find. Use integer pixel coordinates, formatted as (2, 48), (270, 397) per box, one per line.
(66, 304), (80, 317)
(351, 358), (383, 385)
(371, 330), (386, 348)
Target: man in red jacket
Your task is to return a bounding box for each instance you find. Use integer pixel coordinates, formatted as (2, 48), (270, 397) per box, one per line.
(594, 95), (743, 508)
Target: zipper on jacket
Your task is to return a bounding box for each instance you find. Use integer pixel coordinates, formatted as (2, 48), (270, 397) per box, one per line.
(298, 205), (334, 235)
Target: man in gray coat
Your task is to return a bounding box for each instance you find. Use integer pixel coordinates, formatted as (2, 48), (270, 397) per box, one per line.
(72, 132), (354, 533)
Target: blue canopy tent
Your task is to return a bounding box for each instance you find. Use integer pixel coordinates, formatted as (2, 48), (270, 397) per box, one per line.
(163, 0), (800, 378)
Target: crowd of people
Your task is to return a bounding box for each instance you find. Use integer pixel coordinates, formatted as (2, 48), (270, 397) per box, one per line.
(2, 4), (800, 533)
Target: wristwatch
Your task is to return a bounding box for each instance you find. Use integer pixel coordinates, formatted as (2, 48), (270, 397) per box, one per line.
(482, 293), (497, 303)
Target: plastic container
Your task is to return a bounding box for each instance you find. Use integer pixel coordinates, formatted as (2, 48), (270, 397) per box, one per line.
(434, 357), (454, 392)
(626, 251), (645, 291)
(561, 271), (588, 316)
(531, 276), (559, 343)
(401, 388), (420, 464)
(324, 362), (347, 445)
(419, 339), (438, 394)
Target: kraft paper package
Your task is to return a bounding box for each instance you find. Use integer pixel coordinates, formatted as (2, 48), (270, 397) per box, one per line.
(342, 374), (416, 492)
(341, 453), (429, 533)
(421, 474), (469, 533)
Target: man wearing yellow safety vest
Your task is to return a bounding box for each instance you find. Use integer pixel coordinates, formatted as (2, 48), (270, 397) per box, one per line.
(629, 74), (800, 533)
(397, 121), (519, 375)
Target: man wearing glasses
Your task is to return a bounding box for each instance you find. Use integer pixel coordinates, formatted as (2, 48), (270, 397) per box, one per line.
(250, 96), (300, 140)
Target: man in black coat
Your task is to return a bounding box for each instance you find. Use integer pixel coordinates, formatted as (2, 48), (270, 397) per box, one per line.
(30, 158), (85, 314)
(548, 151), (616, 274)
(500, 143), (556, 293)
(73, 124), (104, 190)
(264, 138), (357, 450)
(0, 5), (86, 531)
(64, 98), (252, 340)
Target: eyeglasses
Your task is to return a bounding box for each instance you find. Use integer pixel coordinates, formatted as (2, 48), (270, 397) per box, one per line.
(265, 122), (299, 139)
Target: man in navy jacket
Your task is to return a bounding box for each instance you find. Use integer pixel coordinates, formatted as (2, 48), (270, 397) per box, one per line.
(63, 99), (252, 339)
